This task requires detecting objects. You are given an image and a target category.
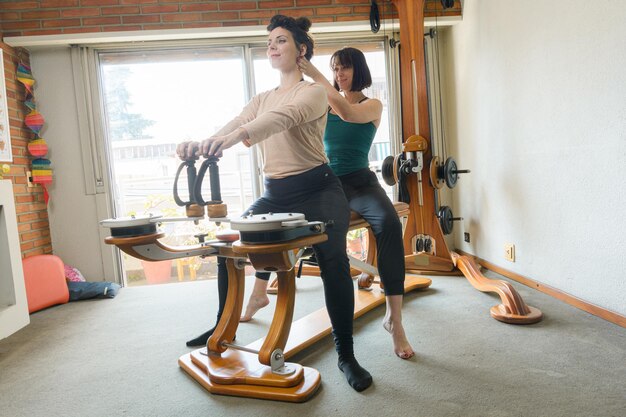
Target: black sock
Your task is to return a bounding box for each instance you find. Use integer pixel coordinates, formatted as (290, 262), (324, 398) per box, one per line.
(338, 356), (372, 392)
(185, 327), (215, 347)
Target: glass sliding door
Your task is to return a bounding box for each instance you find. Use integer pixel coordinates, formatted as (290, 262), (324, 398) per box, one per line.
(96, 37), (396, 285)
(99, 47), (253, 286)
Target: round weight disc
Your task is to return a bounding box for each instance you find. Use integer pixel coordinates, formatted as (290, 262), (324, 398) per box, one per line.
(444, 157), (458, 188)
(230, 212), (306, 232)
(438, 206), (454, 235)
(381, 155), (397, 186)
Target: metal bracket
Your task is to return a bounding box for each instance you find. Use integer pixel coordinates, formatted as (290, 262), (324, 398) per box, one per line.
(270, 349), (295, 375)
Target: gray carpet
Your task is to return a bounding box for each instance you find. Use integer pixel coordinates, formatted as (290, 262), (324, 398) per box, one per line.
(1, 271), (624, 417)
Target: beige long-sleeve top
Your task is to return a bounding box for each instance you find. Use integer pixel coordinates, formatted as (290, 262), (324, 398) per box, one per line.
(214, 81), (329, 179)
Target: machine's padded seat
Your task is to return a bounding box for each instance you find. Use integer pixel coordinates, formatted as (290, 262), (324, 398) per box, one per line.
(22, 254), (69, 313)
(348, 201), (410, 230)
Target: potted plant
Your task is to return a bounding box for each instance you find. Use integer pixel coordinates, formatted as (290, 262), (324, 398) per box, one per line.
(347, 228), (367, 259)
(128, 194), (178, 285)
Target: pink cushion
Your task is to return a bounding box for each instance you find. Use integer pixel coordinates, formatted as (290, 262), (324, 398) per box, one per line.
(23, 254), (70, 313)
(64, 264), (86, 282)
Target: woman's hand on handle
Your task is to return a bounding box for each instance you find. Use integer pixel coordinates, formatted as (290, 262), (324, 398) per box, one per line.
(199, 128), (249, 157)
(176, 141), (200, 161)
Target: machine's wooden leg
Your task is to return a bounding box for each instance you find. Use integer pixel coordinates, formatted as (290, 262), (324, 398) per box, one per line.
(207, 258), (244, 353)
(259, 269), (296, 366)
(181, 257), (321, 402)
(451, 252), (543, 324)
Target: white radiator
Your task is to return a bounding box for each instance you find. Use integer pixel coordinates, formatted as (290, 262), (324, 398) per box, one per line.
(0, 180), (29, 340)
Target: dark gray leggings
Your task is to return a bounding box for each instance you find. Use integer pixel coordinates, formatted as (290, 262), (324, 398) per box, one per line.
(338, 168), (406, 295)
(216, 164), (356, 357)
(257, 167), (406, 295)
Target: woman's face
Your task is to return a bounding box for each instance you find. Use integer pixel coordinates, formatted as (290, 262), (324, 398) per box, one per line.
(267, 27), (301, 71)
(332, 62), (354, 92)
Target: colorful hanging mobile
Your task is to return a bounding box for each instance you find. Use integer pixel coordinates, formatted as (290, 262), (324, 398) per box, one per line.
(16, 63), (52, 204)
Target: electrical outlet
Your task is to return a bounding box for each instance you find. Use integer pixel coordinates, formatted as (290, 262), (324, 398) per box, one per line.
(504, 243), (515, 262)
(464, 232), (470, 243)
(26, 171), (34, 188)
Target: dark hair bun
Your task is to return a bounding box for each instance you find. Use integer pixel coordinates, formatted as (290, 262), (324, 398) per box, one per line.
(267, 14), (315, 61)
(295, 17), (312, 32)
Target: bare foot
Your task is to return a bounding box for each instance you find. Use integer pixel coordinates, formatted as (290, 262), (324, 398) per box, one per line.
(240, 295), (270, 322)
(383, 318), (415, 359)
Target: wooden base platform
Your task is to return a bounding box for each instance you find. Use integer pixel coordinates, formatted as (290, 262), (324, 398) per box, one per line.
(179, 350), (321, 403)
(179, 274), (431, 402)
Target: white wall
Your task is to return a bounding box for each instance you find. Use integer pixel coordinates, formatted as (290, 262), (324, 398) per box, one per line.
(446, 0), (626, 315)
(30, 48), (116, 282)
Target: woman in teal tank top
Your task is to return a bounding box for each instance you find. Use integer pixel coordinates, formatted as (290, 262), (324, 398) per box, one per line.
(241, 47), (415, 360)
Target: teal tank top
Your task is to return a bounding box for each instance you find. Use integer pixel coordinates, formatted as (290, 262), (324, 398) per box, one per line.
(323, 112), (377, 176)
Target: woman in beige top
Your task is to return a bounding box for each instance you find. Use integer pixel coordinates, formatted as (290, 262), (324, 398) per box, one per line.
(177, 15), (372, 392)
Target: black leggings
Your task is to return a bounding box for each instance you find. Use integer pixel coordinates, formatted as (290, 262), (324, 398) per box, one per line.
(215, 164), (356, 357)
(339, 168), (405, 295)
(256, 168), (406, 295)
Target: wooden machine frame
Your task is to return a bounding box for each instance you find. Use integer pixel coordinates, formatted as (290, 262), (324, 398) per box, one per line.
(103, 0), (541, 404)
(390, 0), (541, 324)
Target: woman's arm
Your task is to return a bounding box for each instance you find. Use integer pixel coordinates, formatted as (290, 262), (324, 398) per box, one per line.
(298, 58), (382, 125)
(242, 83), (328, 145)
(177, 96), (259, 158)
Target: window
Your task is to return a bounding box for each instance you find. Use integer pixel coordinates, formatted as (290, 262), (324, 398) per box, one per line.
(99, 47), (254, 285)
(96, 36), (398, 285)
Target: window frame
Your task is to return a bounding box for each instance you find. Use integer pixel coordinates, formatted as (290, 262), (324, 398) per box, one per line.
(74, 31), (402, 283)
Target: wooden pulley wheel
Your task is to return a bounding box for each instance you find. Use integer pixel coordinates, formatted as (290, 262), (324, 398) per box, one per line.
(403, 135), (428, 152)
(429, 156), (444, 189)
(381, 155), (397, 186)
(357, 273), (374, 289)
(437, 205), (463, 235)
(430, 156), (470, 189)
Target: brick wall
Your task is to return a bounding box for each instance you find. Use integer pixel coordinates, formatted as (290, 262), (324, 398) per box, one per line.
(0, 1), (461, 37)
(0, 1), (461, 260)
(0, 41), (52, 258)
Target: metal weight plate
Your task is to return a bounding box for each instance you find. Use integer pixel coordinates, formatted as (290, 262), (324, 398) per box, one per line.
(443, 157), (458, 189)
(381, 155), (397, 186)
(438, 206), (454, 235)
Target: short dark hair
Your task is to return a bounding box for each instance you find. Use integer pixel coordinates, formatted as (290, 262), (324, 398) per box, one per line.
(267, 15), (314, 61)
(330, 47), (372, 92)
